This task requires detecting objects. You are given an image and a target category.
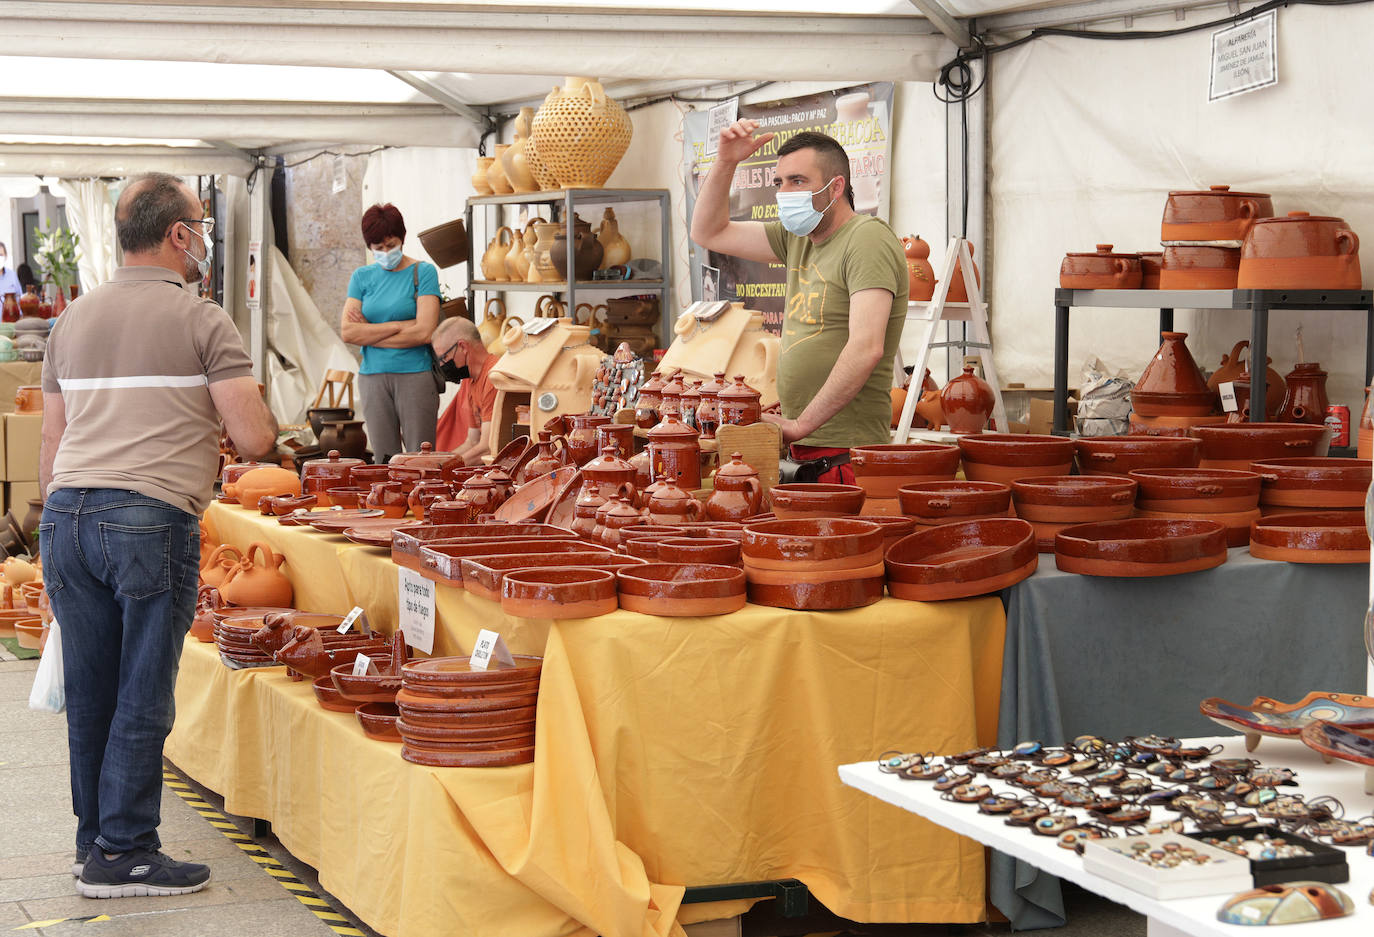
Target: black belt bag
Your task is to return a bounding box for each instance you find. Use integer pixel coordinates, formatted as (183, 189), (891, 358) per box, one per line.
(776, 452), (851, 484)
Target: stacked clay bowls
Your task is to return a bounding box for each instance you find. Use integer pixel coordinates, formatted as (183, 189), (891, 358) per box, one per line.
(500, 568), (618, 619)
(1059, 244), (1142, 289)
(768, 483), (866, 519)
(1054, 518), (1229, 577)
(1237, 212), (1362, 290)
(1249, 512), (1371, 564)
(849, 444), (960, 500)
(397, 656), (541, 767)
(1191, 422), (1325, 471)
(616, 563), (747, 616)
(1251, 458), (1372, 512)
(741, 518), (885, 611)
(1128, 467), (1261, 547)
(1073, 436), (1201, 476)
(957, 434), (1075, 484)
(838, 515), (915, 554)
(885, 518), (1037, 601)
(1011, 476), (1137, 552)
(459, 552), (641, 601)
(898, 481), (1012, 526)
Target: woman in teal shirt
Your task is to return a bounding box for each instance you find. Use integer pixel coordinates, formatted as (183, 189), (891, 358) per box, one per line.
(340, 203), (440, 463)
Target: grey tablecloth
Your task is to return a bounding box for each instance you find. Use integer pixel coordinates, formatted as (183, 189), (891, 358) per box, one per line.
(990, 546), (1369, 929)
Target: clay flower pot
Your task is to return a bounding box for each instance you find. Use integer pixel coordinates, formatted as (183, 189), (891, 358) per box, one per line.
(1131, 332), (1216, 417)
(1161, 185), (1273, 242)
(1073, 436), (1201, 476)
(768, 483), (866, 520)
(897, 480), (1012, 526)
(1238, 212), (1362, 290)
(416, 218), (470, 269)
(500, 567), (618, 619)
(615, 563), (747, 617)
(847, 443), (961, 500)
(956, 434), (1074, 485)
(885, 518), (1037, 601)
(1158, 245), (1241, 290)
(1058, 244), (1142, 290)
(1251, 458), (1372, 509)
(1191, 422), (1326, 471)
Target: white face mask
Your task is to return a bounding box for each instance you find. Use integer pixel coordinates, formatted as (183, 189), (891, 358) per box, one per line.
(775, 177), (840, 237)
(374, 246), (404, 270)
(180, 221), (212, 281)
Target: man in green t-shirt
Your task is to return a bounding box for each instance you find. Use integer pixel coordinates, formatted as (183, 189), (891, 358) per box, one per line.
(690, 121), (907, 481)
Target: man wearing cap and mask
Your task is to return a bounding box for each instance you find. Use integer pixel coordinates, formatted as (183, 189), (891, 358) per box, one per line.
(431, 317), (497, 465)
(690, 121), (907, 483)
(0, 242), (22, 299)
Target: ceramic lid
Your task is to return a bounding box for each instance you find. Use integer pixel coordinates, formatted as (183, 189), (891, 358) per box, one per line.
(301, 450), (364, 476)
(716, 452), (759, 479)
(647, 411), (700, 441)
(1253, 211), (1344, 225)
(698, 372), (729, 396)
(660, 370), (686, 398)
(718, 374), (762, 401)
(640, 371), (665, 394)
(681, 380), (703, 401)
(460, 474), (499, 490)
(649, 479), (695, 503)
(605, 497), (646, 521)
(389, 442), (460, 469)
(1166, 184), (1270, 198)
(584, 445), (634, 474)
(1064, 243), (1140, 259)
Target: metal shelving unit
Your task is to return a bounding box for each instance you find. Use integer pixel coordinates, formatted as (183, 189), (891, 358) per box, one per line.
(464, 188), (673, 347)
(1052, 288), (1374, 436)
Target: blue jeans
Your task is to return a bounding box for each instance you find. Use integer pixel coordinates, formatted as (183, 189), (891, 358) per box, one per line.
(41, 488), (200, 855)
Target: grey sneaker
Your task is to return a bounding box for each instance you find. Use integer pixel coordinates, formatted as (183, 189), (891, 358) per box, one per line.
(71, 847), (88, 877)
(77, 847), (210, 898)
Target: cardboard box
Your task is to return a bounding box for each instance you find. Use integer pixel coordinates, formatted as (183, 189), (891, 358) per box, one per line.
(1026, 396), (1077, 436)
(5, 480), (40, 514)
(4, 413), (42, 481)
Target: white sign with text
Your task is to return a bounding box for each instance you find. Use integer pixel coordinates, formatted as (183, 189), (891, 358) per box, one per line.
(704, 99), (739, 156)
(470, 629), (516, 672)
(1209, 11), (1278, 102)
(397, 567), (436, 655)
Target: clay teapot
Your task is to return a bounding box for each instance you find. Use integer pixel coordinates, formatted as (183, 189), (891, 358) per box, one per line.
(454, 474), (507, 521)
(224, 466), (301, 510)
(947, 243), (981, 304)
(939, 365), (995, 434)
(1277, 362), (1330, 425)
(707, 452), (764, 522)
(365, 481), (411, 518)
(596, 207), (632, 269)
(407, 479), (454, 520)
(599, 496), (649, 547)
(717, 375), (763, 427)
(647, 478), (704, 525)
(200, 544), (243, 589)
(198, 520), (217, 569)
(1207, 340), (1252, 391)
(219, 542), (293, 608)
(902, 235), (936, 302)
(647, 411), (703, 490)
(483, 465), (516, 501)
(191, 585), (221, 642)
(695, 372), (728, 439)
(481, 227), (515, 282)
(572, 479), (611, 538)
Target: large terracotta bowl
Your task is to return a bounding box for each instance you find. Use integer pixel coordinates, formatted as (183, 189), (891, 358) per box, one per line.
(1053, 518), (1228, 577)
(396, 686), (539, 714)
(657, 537), (742, 566)
(885, 518), (1037, 601)
(1249, 511), (1371, 564)
(768, 483), (866, 520)
(1237, 212), (1362, 290)
(1074, 436), (1202, 477)
(500, 567), (618, 619)
(401, 654), (543, 686)
(741, 518), (885, 572)
(1011, 476), (1138, 523)
(849, 444), (961, 499)
(616, 563), (747, 617)
(897, 481), (1012, 526)
(1127, 467), (1261, 513)
(744, 572), (885, 612)
(1251, 457), (1372, 509)
(957, 434), (1075, 484)
(1191, 422), (1326, 471)
(458, 552), (642, 601)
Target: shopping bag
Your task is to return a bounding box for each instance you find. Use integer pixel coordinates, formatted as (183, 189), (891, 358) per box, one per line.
(28, 618), (64, 713)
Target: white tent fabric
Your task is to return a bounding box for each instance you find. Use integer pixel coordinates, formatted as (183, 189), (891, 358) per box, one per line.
(50, 178), (116, 290)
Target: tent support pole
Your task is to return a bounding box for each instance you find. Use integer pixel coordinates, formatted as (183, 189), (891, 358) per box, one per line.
(248, 165), (272, 389)
(944, 56), (988, 377)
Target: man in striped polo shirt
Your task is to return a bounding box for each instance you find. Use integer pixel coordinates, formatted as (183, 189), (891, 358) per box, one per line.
(40, 173), (278, 898)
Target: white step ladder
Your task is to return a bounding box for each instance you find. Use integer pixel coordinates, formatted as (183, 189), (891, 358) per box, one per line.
(892, 237), (1009, 442)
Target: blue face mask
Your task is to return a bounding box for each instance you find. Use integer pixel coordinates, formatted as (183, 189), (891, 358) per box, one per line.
(374, 246), (403, 270)
(775, 177), (839, 237)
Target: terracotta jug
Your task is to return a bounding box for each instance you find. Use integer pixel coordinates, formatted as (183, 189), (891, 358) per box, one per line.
(478, 297), (509, 354)
(566, 413), (611, 465)
(695, 372), (728, 439)
(518, 431), (568, 483)
(1277, 362), (1330, 425)
(707, 452), (764, 521)
(500, 108), (541, 194)
(551, 214), (603, 282)
(1207, 340), (1251, 391)
(534, 294), (565, 319)
(597, 423), (635, 460)
(219, 542), (293, 608)
(533, 222), (561, 282)
(940, 365), (995, 434)
(530, 77), (633, 188)
(482, 227), (515, 282)
(504, 222), (529, 281)
(647, 410), (702, 490)
(902, 235), (937, 302)
(717, 375), (763, 427)
(407, 480), (453, 521)
(487, 144), (515, 195)
(200, 544), (243, 589)
(596, 207), (632, 269)
(472, 157), (495, 196)
(523, 223), (543, 283)
(1, 293), (17, 323)
(454, 474), (506, 521)
(947, 243), (981, 304)
(647, 478), (704, 525)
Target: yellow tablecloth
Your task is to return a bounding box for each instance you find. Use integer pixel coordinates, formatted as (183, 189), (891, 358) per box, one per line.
(173, 502), (1008, 937)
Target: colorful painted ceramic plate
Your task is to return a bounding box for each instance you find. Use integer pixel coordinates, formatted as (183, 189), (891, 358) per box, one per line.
(492, 465), (579, 523)
(1199, 691), (1374, 751)
(1299, 720), (1374, 767)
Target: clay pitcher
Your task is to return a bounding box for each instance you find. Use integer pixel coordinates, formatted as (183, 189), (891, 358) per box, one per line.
(939, 365), (995, 434)
(504, 223), (528, 281)
(572, 479), (610, 538)
(533, 222), (561, 282)
(517, 431), (568, 483)
(200, 544), (243, 589)
(1207, 340), (1251, 392)
(482, 227), (515, 282)
(566, 413), (611, 466)
(219, 542), (293, 608)
(707, 452), (764, 522)
(596, 207), (632, 269)
(523, 223), (543, 283)
(903, 235), (937, 302)
(478, 297), (509, 354)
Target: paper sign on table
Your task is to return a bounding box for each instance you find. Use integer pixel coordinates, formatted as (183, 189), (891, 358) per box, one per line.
(396, 567), (436, 655)
(470, 629), (516, 671)
(1218, 381), (1238, 412)
(351, 653), (377, 677)
(337, 606), (368, 635)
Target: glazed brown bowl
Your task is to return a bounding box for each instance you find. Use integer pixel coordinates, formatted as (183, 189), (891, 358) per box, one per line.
(330, 662), (404, 703)
(1161, 185), (1273, 242)
(1011, 476), (1137, 523)
(657, 537), (742, 566)
(1074, 436), (1202, 476)
(312, 674), (359, 713)
(745, 574), (885, 612)
(396, 686), (539, 714)
(396, 716), (535, 744)
(837, 515), (915, 554)
(1249, 511), (1371, 564)
(849, 444), (961, 499)
(1053, 518), (1228, 577)
(956, 434), (1075, 484)
(349, 465), (393, 488)
(400, 741), (535, 768)
(1251, 457), (1373, 508)
(458, 552), (642, 601)
(500, 567), (618, 619)
(1158, 245), (1241, 291)
(396, 702), (536, 729)
(356, 702), (402, 742)
(768, 483), (866, 520)
(325, 486), (370, 509)
(741, 518), (885, 571)
(1058, 244), (1142, 289)
(616, 563), (747, 616)
(1127, 467), (1262, 513)
(420, 537), (592, 581)
(885, 518), (1037, 601)
(897, 480), (1012, 525)
(1191, 422), (1326, 470)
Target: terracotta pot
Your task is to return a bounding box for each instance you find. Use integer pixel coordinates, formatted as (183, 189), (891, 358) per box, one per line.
(897, 481), (1013, 526)
(903, 235), (937, 301)
(679, 381), (704, 432)
(529, 77), (633, 189)
(407, 480), (455, 520)
(1138, 252), (1163, 289)
(582, 445), (638, 501)
(313, 674), (359, 712)
(635, 371), (665, 428)
(885, 518), (1037, 601)
(451, 474), (508, 522)
(224, 466), (301, 508)
(657, 371), (686, 419)
(1249, 511), (1371, 563)
(481, 226), (515, 281)
(597, 423), (635, 460)
(1191, 422), (1325, 471)
(646, 411), (702, 490)
(501, 567), (618, 619)
(1011, 476), (1137, 524)
(325, 486), (370, 508)
(940, 365), (996, 434)
(657, 537), (741, 566)
(566, 413), (611, 466)
(1251, 457), (1372, 509)
(459, 552), (638, 602)
(363, 481), (410, 518)
(1059, 244), (1142, 290)
(1126, 467), (1261, 513)
(300, 449), (365, 505)
(741, 518), (884, 572)
(956, 434), (1075, 485)
(615, 563), (747, 617)
(947, 243), (980, 304)
(416, 218), (469, 269)
(1158, 245), (1241, 290)
(1161, 185), (1273, 241)
(717, 375), (763, 428)
(1053, 518), (1229, 577)
(707, 452), (764, 521)
(646, 479), (705, 525)
(1073, 436), (1201, 476)
(1238, 212), (1362, 290)
(1276, 362), (1329, 425)
(219, 542), (293, 608)
(1129, 413), (1227, 437)
(218, 461), (275, 502)
(768, 483), (866, 520)
(1132, 332), (1215, 420)
(1225, 362), (1285, 422)
(318, 420), (368, 460)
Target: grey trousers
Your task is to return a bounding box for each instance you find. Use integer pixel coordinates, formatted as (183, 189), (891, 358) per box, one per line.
(358, 370), (439, 464)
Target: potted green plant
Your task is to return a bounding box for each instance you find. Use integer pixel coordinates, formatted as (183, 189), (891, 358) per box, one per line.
(33, 226), (81, 313)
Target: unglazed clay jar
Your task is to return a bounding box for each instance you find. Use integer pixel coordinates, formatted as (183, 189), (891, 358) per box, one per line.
(849, 444), (961, 500)
(1073, 436), (1201, 476)
(1238, 212), (1362, 290)
(218, 543), (292, 608)
(615, 563), (747, 617)
(939, 365), (996, 434)
(1131, 332), (1216, 417)
(1161, 185), (1273, 242)
(218, 461), (277, 503)
(956, 434), (1075, 485)
(1158, 245), (1241, 290)
(1127, 467), (1261, 513)
(500, 567), (618, 619)
(768, 483), (866, 520)
(1058, 244), (1142, 290)
(1191, 422), (1325, 471)
(897, 481), (1013, 526)
(885, 518), (1037, 601)
(1054, 517), (1229, 577)
(1251, 457), (1372, 509)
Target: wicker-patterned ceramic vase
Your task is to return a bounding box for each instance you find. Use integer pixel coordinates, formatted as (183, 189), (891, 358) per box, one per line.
(530, 77), (633, 189)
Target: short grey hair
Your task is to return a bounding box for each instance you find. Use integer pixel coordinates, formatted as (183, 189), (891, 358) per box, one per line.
(433, 316), (481, 350)
(116, 173), (196, 254)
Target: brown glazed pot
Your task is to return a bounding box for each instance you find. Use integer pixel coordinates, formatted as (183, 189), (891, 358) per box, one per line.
(1138, 252), (1163, 289)
(1011, 476), (1138, 523)
(318, 420), (368, 460)
(1053, 518), (1229, 577)
(646, 479), (705, 525)
(458, 552), (638, 601)
(565, 413), (611, 466)
(597, 422), (635, 460)
(313, 674), (359, 712)
(768, 483), (866, 520)
(1191, 422), (1325, 471)
(897, 481), (1013, 526)
(324, 486), (370, 509)
(657, 371), (686, 419)
(635, 371), (665, 429)
(365, 481), (411, 518)
(1161, 185), (1273, 242)
(707, 452), (764, 521)
(885, 518), (1037, 601)
(500, 567), (618, 619)
(1275, 362), (1329, 425)
(1127, 467), (1262, 513)
(1251, 457), (1372, 509)
(1249, 511), (1371, 563)
(646, 411), (702, 490)
(1073, 436), (1201, 476)
(1058, 244), (1142, 290)
(1132, 506), (1259, 548)
(939, 366), (996, 434)
(1238, 212), (1362, 290)
(849, 444), (961, 500)
(837, 514), (915, 554)
(301, 450), (366, 506)
(1132, 332), (1216, 417)
(957, 434), (1075, 485)
(741, 518), (884, 572)
(349, 464), (393, 489)
(1158, 246), (1241, 290)
(695, 372), (729, 439)
(615, 563), (747, 617)
(717, 375), (763, 427)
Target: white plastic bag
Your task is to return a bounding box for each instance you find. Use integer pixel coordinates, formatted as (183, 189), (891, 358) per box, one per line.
(28, 618), (64, 713)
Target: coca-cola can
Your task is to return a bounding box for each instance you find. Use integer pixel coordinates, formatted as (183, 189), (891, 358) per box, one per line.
(1325, 405), (1350, 448)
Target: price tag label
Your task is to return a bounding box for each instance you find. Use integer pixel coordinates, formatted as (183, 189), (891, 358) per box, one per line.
(337, 606), (367, 634)
(351, 652), (377, 676)
(396, 566), (436, 655)
(1218, 381), (1238, 412)
(470, 628), (516, 672)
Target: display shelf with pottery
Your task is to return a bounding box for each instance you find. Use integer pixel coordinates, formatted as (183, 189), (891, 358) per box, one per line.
(1199, 691), (1374, 752)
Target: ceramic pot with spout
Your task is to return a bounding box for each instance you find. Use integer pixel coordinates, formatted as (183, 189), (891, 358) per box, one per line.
(596, 207), (632, 269)
(500, 108), (541, 194)
(1277, 362), (1330, 425)
(200, 544), (243, 590)
(518, 431), (570, 483)
(219, 542), (293, 608)
(550, 215), (604, 282)
(707, 452), (764, 521)
(647, 479), (704, 525)
(454, 474), (507, 521)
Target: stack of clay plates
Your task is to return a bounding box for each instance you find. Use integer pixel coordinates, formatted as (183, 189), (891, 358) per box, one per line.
(214, 616), (280, 669)
(396, 656), (542, 767)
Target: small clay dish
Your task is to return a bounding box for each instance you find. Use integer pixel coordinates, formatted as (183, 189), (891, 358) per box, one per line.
(1191, 422), (1326, 471)
(885, 519), (1037, 601)
(1249, 511), (1371, 564)
(312, 674), (359, 713)
(1011, 476), (1137, 523)
(657, 537), (742, 566)
(616, 563), (747, 617)
(768, 483), (867, 520)
(898, 481), (1012, 526)
(459, 552), (643, 601)
(1251, 457), (1372, 509)
(397, 703), (537, 729)
(957, 434), (1075, 484)
(741, 518), (885, 572)
(848, 444), (961, 499)
(330, 661), (404, 703)
(1073, 436), (1201, 477)
(395, 687), (539, 713)
(500, 567), (618, 619)
(419, 537), (593, 582)
(262, 493), (318, 516)
(356, 702), (402, 742)
(1128, 467), (1261, 513)
(1053, 518), (1228, 577)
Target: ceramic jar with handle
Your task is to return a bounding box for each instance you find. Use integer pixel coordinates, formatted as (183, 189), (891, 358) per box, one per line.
(487, 145), (514, 195)
(679, 381), (703, 431)
(454, 474), (507, 521)
(1059, 244), (1143, 290)
(1277, 362), (1330, 425)
(1161, 185), (1273, 241)
(647, 411), (703, 491)
(717, 375), (763, 427)
(551, 214), (603, 282)
(200, 544), (243, 589)
(301, 450), (365, 506)
(583, 444), (638, 501)
(597, 423), (634, 460)
(519, 431), (570, 483)
(707, 452), (764, 521)
(599, 496), (649, 547)
(647, 479), (704, 525)
(566, 413), (611, 465)
(482, 227), (515, 282)
(1238, 212), (1362, 290)
(219, 542), (293, 608)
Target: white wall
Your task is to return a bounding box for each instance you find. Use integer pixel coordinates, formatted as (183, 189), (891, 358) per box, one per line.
(989, 5), (1374, 409)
